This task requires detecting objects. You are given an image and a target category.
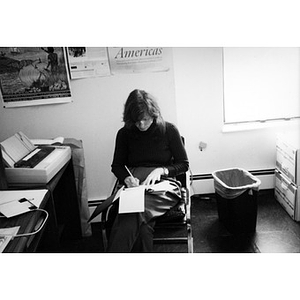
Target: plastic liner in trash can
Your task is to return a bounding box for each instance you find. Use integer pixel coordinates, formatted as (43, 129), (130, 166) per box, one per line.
(212, 168), (261, 234)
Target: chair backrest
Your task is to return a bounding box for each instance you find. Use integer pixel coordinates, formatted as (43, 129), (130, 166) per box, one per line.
(175, 172), (187, 189)
(0, 149), (8, 190)
(175, 136), (189, 189)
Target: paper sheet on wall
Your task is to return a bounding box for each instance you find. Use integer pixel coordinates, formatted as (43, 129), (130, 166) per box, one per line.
(108, 47), (170, 74)
(118, 186), (145, 214)
(66, 47), (111, 79)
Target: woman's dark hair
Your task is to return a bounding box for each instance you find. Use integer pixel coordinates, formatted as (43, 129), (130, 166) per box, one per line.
(123, 89), (165, 132)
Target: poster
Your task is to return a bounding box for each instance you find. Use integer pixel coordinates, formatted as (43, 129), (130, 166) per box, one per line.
(0, 47), (72, 108)
(66, 47), (111, 79)
(108, 47), (170, 74)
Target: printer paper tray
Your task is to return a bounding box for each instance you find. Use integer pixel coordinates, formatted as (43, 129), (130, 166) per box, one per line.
(5, 146), (71, 184)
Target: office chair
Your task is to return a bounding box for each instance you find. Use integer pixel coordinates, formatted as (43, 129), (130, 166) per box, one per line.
(100, 168), (193, 253)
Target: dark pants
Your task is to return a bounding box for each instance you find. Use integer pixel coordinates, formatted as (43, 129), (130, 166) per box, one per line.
(106, 168), (181, 252)
(107, 212), (155, 252)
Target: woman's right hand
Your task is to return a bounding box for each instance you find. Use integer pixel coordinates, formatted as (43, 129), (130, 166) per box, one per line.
(124, 176), (140, 188)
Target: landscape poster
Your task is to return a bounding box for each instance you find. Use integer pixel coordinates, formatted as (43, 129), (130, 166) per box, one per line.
(0, 47), (72, 108)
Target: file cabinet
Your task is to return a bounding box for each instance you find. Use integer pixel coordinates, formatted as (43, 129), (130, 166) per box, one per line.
(275, 135), (300, 221)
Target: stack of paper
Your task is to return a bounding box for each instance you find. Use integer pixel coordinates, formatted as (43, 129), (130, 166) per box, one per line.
(0, 189), (48, 217)
(117, 181), (176, 214)
(0, 132), (35, 167)
(0, 226), (20, 252)
(31, 137), (64, 145)
(118, 186), (146, 214)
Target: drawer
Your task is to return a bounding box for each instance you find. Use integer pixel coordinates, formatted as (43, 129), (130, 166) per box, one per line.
(276, 137), (300, 185)
(275, 170), (300, 221)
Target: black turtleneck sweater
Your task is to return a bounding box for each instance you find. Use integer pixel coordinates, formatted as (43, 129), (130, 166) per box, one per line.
(111, 121), (189, 183)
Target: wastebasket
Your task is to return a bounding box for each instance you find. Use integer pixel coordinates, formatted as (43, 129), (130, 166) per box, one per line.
(212, 168), (261, 234)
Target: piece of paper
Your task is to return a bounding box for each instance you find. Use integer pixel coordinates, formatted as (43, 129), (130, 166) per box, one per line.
(0, 132), (36, 167)
(118, 186), (145, 214)
(31, 137), (64, 145)
(66, 47), (111, 79)
(0, 134), (30, 164)
(0, 190), (48, 217)
(108, 47), (170, 74)
(0, 226), (20, 252)
(0, 200), (34, 217)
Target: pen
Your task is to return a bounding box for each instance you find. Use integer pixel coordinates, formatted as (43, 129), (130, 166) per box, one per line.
(125, 165), (134, 179)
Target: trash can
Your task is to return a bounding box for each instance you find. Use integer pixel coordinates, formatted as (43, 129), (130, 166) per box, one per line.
(212, 168), (261, 234)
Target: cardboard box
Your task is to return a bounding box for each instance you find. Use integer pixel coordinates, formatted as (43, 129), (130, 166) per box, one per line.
(274, 169), (300, 221)
(276, 135), (300, 185)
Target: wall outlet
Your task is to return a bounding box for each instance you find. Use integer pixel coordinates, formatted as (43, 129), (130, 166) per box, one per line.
(199, 141), (207, 151)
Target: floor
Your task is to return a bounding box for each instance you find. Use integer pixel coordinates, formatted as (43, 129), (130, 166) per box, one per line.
(192, 189), (300, 253)
(57, 189), (300, 253)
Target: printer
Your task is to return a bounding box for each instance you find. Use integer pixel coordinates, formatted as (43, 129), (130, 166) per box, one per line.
(0, 132), (71, 185)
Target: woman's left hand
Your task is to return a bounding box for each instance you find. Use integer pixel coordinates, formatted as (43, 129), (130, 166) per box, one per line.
(142, 168), (164, 186)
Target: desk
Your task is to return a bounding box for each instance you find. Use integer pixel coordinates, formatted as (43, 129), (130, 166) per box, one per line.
(2, 159), (82, 252)
(43, 159), (82, 248)
(1, 191), (50, 252)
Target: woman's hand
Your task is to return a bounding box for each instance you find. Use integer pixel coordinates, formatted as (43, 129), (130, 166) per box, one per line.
(142, 168), (164, 186)
(124, 176), (140, 188)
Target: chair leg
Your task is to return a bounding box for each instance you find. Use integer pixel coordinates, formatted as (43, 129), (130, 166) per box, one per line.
(154, 223), (194, 253)
(101, 221), (108, 252)
(154, 237), (188, 244)
(187, 224), (193, 253)
(186, 188), (193, 253)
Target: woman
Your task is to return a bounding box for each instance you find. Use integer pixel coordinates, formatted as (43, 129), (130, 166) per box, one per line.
(107, 89), (189, 252)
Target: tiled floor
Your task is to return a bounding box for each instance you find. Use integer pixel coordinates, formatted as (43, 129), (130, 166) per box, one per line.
(57, 189), (300, 253)
(192, 189), (300, 253)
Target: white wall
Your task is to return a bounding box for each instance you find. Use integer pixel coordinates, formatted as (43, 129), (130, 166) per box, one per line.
(173, 47), (299, 192)
(0, 48), (177, 200)
(1, 47), (299, 199)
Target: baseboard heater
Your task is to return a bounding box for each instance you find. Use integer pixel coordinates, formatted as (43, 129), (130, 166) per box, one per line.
(89, 199), (104, 207)
(88, 169), (276, 209)
(191, 168), (275, 181)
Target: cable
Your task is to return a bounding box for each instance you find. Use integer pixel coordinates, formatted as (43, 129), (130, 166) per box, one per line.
(189, 167), (193, 186)
(0, 208), (49, 238)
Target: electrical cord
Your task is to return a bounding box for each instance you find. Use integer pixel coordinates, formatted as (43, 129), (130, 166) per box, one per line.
(0, 208), (49, 238)
(189, 167), (193, 186)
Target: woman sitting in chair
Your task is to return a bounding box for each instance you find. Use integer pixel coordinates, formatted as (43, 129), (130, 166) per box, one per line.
(107, 89), (189, 252)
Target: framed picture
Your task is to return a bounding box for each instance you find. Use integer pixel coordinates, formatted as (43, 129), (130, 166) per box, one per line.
(0, 47), (72, 108)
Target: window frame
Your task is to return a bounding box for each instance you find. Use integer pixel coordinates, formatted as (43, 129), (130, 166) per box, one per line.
(222, 47), (300, 127)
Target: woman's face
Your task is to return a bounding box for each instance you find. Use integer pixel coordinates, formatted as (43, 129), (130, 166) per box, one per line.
(135, 114), (153, 131)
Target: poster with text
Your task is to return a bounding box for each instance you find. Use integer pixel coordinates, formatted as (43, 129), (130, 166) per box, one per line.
(66, 47), (111, 79)
(108, 47), (170, 74)
(0, 47), (72, 108)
